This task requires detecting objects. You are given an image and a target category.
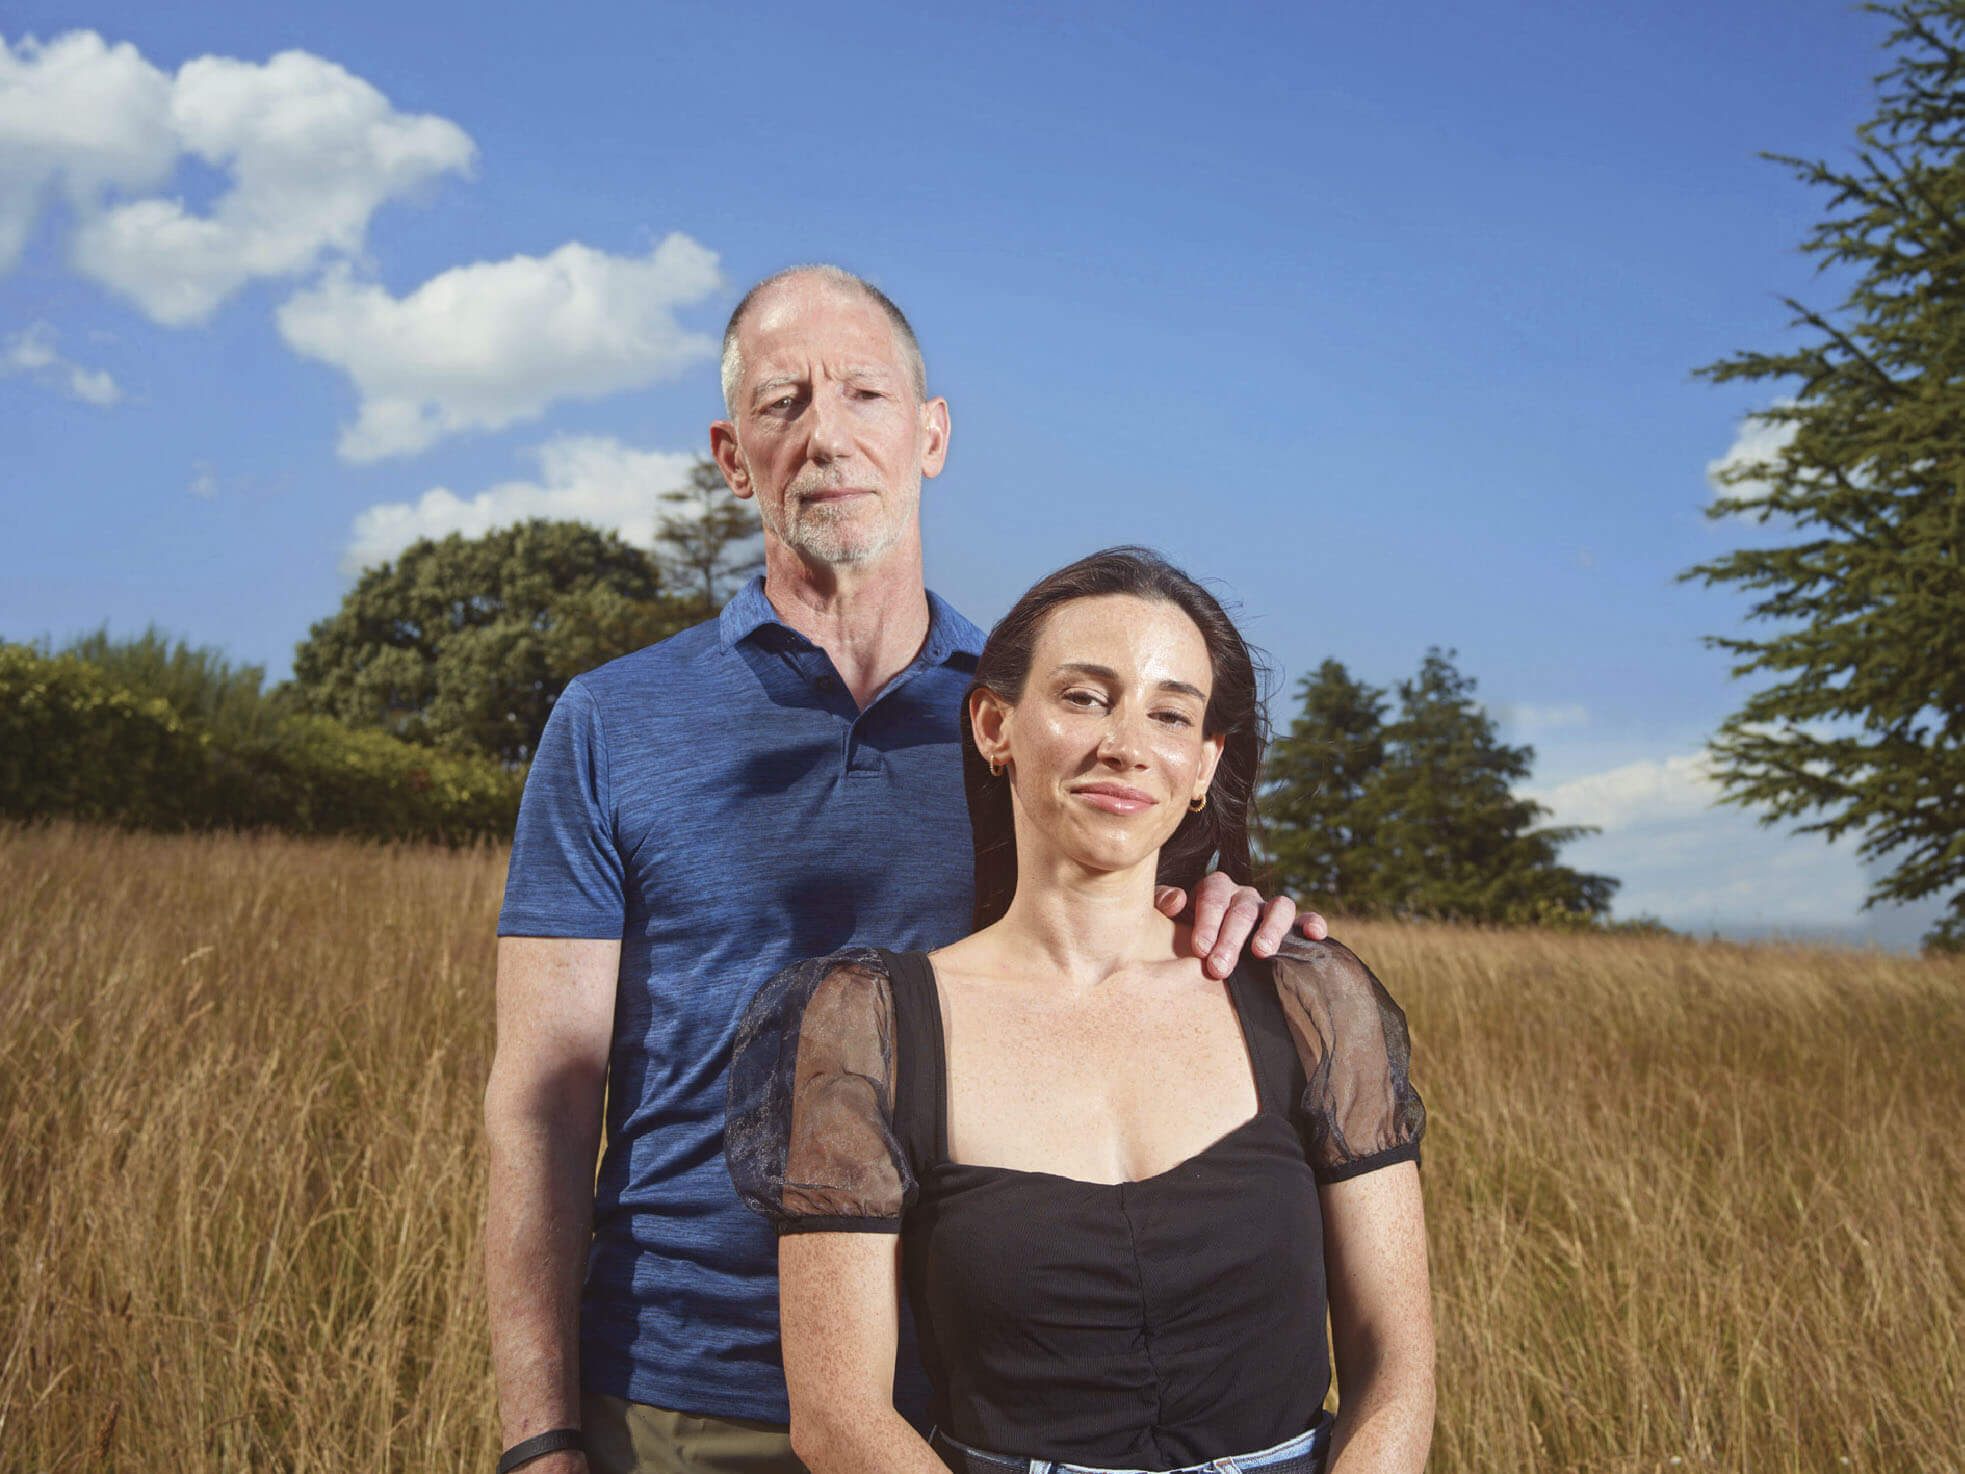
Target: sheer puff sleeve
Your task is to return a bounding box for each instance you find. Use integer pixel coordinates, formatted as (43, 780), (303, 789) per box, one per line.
(726, 948), (912, 1235)
(1267, 935), (1427, 1184)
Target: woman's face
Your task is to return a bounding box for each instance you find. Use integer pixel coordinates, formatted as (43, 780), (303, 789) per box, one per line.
(977, 593), (1225, 878)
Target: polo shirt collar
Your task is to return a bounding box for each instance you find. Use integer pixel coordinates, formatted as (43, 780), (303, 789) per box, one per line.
(717, 574), (786, 649)
(718, 574), (984, 667)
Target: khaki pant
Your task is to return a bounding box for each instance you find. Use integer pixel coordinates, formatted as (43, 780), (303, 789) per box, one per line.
(580, 1392), (807, 1474)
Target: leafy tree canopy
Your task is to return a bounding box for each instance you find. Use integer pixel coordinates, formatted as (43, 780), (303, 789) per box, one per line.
(288, 520), (695, 764)
(51, 624), (283, 741)
(1683, 0), (1965, 949)
(1263, 649), (1618, 926)
(656, 458), (763, 611)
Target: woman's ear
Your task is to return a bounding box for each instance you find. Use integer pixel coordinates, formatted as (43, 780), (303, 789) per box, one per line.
(1195, 731), (1226, 802)
(969, 686), (1012, 771)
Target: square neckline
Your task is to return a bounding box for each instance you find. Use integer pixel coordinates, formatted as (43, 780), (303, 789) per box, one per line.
(898, 948), (1278, 1191)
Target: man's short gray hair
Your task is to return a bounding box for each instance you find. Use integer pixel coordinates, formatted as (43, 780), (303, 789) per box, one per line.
(719, 264), (928, 415)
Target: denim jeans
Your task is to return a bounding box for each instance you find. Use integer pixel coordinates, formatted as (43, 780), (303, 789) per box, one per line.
(928, 1412), (1332, 1474)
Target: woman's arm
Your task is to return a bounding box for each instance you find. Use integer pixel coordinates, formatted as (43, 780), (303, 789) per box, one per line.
(779, 1233), (948, 1474)
(1320, 1161), (1435, 1474)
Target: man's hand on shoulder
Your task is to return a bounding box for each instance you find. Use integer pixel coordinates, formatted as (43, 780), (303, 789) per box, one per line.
(1155, 872), (1328, 979)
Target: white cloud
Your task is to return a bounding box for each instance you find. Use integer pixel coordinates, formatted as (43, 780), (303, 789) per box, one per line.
(66, 364), (120, 405)
(0, 31), (176, 272)
(1705, 401), (1798, 506)
(189, 460), (218, 498)
(3, 320), (56, 370)
(342, 434), (700, 573)
(3, 319), (123, 404)
(280, 234), (722, 462)
(1498, 702), (1589, 733)
(1521, 749), (1929, 939)
(1525, 751), (1720, 832)
(1, 31), (474, 324)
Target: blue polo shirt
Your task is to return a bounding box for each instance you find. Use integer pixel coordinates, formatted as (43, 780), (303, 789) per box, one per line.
(498, 575), (983, 1422)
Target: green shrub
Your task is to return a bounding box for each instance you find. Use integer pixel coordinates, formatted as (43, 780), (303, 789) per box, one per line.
(0, 643), (521, 843)
(51, 624), (283, 743)
(211, 715), (523, 843)
(0, 644), (213, 827)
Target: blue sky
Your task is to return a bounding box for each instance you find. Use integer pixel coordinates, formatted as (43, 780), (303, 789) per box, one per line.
(2, 0), (1944, 943)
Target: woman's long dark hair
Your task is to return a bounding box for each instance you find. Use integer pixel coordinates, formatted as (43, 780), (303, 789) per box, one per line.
(961, 547), (1270, 930)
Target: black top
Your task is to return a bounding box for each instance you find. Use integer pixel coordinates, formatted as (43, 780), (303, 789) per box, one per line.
(725, 936), (1425, 1471)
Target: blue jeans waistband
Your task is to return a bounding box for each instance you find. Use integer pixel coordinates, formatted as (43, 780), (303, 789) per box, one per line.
(928, 1413), (1332, 1474)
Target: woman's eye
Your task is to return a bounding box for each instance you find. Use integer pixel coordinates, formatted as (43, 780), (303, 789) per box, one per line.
(1063, 689), (1105, 709)
(1154, 710), (1194, 727)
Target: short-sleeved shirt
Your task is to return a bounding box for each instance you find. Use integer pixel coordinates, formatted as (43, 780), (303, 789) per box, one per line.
(726, 937), (1426, 1469)
(498, 575), (985, 1422)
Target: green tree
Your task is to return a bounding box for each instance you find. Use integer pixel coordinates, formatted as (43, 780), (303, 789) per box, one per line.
(654, 458), (763, 611)
(1263, 649), (1617, 925)
(1682, 0), (1965, 950)
(52, 624), (284, 741)
(289, 520), (694, 764)
(1261, 659), (1387, 909)
(1, 641), (522, 843)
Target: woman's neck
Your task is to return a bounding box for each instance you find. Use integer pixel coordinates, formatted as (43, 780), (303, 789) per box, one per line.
(990, 858), (1179, 993)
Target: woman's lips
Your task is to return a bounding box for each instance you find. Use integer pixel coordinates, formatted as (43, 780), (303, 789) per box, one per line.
(1072, 783), (1157, 815)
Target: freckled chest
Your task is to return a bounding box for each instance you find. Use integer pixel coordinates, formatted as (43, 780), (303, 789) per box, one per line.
(934, 963), (1261, 1182)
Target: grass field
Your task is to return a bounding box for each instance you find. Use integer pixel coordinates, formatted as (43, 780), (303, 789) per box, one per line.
(2, 823), (1959, 1472)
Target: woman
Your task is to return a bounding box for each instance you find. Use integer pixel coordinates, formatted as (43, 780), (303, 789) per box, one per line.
(726, 548), (1432, 1474)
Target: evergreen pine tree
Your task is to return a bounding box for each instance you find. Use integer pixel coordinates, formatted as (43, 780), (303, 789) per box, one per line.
(1262, 659), (1388, 909)
(654, 459), (763, 611)
(1361, 650), (1615, 924)
(1263, 649), (1617, 924)
(1683, 0), (1965, 949)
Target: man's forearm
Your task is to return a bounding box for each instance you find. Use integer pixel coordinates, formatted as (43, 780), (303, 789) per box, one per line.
(485, 1066), (606, 1453)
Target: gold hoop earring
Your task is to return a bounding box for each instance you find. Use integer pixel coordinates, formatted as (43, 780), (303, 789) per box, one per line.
(989, 760), (1004, 778)
(1189, 793), (1207, 813)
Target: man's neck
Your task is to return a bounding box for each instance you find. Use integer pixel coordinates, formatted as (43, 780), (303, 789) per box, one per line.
(759, 539), (933, 709)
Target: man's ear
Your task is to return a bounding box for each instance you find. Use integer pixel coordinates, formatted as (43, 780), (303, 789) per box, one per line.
(918, 396), (950, 481)
(969, 685), (1011, 769)
(709, 420), (754, 500)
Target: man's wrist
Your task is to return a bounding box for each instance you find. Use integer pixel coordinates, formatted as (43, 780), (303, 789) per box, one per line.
(497, 1427), (584, 1474)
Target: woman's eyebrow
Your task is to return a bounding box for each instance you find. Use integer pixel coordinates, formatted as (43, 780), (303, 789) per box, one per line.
(1154, 679), (1208, 701)
(1053, 662), (1206, 701)
(1054, 662), (1119, 683)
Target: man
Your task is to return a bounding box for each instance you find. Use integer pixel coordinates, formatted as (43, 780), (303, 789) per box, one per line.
(484, 265), (1321, 1474)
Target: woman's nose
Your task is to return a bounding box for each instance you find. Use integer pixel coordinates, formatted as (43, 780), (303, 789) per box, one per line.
(1096, 714), (1148, 767)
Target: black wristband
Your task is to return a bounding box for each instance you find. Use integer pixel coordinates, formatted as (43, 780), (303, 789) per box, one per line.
(497, 1427), (583, 1474)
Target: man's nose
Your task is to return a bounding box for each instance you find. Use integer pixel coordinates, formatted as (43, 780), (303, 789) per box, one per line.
(804, 389), (853, 462)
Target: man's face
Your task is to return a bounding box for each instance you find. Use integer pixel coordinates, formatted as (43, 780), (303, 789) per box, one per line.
(711, 279), (949, 568)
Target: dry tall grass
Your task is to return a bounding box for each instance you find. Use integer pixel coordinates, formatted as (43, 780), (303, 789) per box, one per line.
(2, 824), (1959, 1472)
